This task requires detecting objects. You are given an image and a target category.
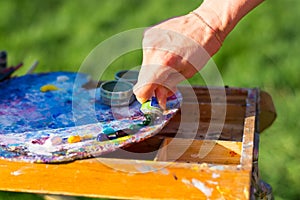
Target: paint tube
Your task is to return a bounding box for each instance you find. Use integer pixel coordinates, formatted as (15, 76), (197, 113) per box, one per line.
(140, 97), (163, 125)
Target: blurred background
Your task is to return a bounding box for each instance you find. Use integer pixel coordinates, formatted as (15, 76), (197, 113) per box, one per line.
(0, 0), (299, 199)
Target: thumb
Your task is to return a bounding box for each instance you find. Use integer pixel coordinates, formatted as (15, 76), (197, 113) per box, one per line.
(133, 62), (166, 104)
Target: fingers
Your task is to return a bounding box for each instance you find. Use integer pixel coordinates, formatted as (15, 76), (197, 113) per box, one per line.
(155, 85), (178, 110)
(134, 51), (198, 108)
(134, 52), (171, 104)
(134, 79), (177, 110)
(155, 86), (169, 110)
(133, 82), (157, 104)
(133, 61), (164, 104)
(134, 16), (212, 108)
(134, 65), (186, 109)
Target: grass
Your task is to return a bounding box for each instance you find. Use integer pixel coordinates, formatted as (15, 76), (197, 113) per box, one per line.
(1, 0), (300, 199)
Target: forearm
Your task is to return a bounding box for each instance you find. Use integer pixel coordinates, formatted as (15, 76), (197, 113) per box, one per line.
(194, 0), (264, 41)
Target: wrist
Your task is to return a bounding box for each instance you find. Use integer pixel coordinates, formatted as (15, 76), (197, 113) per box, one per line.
(189, 11), (223, 46)
(194, 0), (265, 42)
(193, 5), (226, 42)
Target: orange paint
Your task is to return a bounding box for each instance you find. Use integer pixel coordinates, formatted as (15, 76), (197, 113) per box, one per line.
(229, 150), (238, 157)
(67, 135), (81, 143)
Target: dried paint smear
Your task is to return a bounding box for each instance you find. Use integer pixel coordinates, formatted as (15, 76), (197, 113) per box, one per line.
(191, 178), (213, 197)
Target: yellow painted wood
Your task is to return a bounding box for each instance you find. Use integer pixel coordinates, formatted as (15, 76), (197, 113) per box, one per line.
(0, 158), (251, 200)
(156, 138), (242, 165)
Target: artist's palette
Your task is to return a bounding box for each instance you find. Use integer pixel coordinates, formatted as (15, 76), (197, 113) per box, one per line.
(0, 72), (181, 163)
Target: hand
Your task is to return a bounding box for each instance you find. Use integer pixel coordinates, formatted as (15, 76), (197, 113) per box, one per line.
(133, 13), (222, 109)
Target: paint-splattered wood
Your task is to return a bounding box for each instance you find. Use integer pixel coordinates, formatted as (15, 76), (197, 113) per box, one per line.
(0, 86), (276, 199)
(0, 159), (251, 200)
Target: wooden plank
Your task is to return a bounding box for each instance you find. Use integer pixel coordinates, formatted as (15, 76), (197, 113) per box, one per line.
(0, 158), (251, 200)
(178, 86), (248, 97)
(101, 136), (164, 160)
(258, 90), (277, 132)
(159, 100), (246, 141)
(155, 138), (242, 165)
(179, 102), (246, 120)
(240, 89), (257, 171)
(159, 121), (244, 142)
(178, 86), (248, 105)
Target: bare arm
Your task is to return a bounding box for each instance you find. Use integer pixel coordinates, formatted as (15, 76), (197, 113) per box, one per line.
(133, 0), (264, 108)
(194, 0), (264, 41)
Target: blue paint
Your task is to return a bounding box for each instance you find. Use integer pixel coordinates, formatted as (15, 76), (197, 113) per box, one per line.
(150, 96), (160, 108)
(102, 127), (115, 135)
(0, 72), (142, 134)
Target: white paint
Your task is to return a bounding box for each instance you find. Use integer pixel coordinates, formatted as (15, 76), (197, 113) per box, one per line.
(212, 172), (220, 178)
(27, 141), (59, 156)
(210, 165), (224, 171)
(56, 75), (70, 82)
(243, 141), (253, 148)
(26, 135), (63, 156)
(11, 169), (23, 176)
(181, 178), (191, 185)
(43, 135), (63, 146)
(159, 168), (170, 175)
(134, 165), (157, 173)
(206, 180), (218, 185)
(191, 178), (213, 197)
(134, 165), (170, 175)
(10, 166), (31, 176)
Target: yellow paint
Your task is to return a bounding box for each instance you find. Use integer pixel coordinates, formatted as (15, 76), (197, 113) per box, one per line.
(115, 135), (131, 142)
(40, 84), (60, 92)
(67, 135), (81, 143)
(81, 134), (94, 140)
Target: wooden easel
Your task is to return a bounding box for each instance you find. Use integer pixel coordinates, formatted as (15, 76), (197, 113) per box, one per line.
(0, 86), (276, 199)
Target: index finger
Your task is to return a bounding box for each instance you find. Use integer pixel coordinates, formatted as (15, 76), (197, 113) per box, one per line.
(133, 81), (157, 104)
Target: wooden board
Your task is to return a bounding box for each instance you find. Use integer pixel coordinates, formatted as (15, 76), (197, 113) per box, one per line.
(0, 159), (251, 199)
(155, 138), (242, 164)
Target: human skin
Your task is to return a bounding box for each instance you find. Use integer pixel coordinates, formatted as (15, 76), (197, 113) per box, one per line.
(133, 0), (264, 109)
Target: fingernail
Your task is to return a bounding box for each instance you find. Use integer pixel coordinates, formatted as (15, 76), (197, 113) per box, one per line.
(158, 99), (166, 110)
(136, 96), (148, 104)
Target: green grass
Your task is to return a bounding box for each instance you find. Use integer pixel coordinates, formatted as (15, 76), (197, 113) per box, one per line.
(1, 0), (300, 199)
